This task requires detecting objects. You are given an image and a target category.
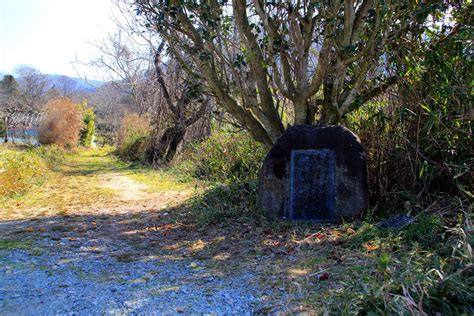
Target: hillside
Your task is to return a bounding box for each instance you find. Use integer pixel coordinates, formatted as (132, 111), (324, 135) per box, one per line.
(47, 74), (104, 93)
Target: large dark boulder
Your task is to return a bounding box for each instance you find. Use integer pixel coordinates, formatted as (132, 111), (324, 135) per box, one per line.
(259, 125), (368, 222)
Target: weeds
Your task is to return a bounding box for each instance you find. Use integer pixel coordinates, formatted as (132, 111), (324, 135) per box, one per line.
(0, 239), (32, 250)
(329, 209), (473, 315)
(175, 128), (266, 183)
(31, 145), (65, 169)
(0, 145), (67, 199)
(0, 148), (47, 197)
(185, 181), (264, 226)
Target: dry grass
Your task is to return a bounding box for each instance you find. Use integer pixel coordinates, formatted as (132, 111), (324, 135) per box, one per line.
(0, 145), (192, 220)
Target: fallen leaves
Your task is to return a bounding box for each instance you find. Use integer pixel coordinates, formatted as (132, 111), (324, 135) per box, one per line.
(189, 239), (206, 252)
(346, 227), (356, 235)
(364, 242), (380, 251)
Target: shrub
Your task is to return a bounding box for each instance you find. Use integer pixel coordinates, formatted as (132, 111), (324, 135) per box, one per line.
(0, 145), (66, 199)
(402, 214), (443, 248)
(31, 145), (65, 170)
(176, 128), (266, 183)
(186, 181), (264, 226)
(345, 11), (472, 213)
(0, 119), (5, 137)
(38, 98), (83, 148)
(116, 114), (150, 162)
(0, 149), (48, 197)
(94, 134), (111, 147)
(79, 105), (96, 147)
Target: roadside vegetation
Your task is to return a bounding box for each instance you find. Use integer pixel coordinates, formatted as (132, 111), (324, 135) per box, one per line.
(0, 144), (64, 200)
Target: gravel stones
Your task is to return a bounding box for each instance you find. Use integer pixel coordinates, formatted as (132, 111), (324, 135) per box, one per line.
(0, 244), (262, 315)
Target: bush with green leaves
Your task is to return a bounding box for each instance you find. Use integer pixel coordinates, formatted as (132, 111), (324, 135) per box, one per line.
(346, 6), (472, 212)
(79, 106), (96, 147)
(176, 127), (266, 183)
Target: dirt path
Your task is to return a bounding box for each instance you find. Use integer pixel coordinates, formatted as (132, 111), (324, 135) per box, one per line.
(0, 151), (273, 314)
(99, 172), (151, 201)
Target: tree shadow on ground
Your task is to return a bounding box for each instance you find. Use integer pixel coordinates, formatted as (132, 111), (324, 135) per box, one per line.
(62, 160), (141, 177)
(0, 182), (376, 275)
(0, 183), (387, 314)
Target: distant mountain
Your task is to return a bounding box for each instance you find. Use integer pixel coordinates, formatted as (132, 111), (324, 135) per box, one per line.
(1, 71), (104, 93)
(47, 74), (104, 93)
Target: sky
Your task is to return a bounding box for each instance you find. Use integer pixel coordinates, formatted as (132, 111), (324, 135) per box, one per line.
(0, 0), (120, 80)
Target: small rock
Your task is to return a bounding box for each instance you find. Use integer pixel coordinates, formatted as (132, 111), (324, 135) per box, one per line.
(378, 214), (415, 230)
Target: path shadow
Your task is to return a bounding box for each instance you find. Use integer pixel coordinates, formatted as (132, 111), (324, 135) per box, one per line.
(0, 183), (352, 274)
(62, 159), (142, 177)
(63, 162), (136, 176)
(0, 205), (264, 269)
(0, 183), (385, 314)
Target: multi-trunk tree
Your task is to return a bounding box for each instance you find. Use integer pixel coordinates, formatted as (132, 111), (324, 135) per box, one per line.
(133, 0), (440, 147)
(89, 83), (128, 141)
(90, 23), (210, 164)
(14, 65), (50, 111)
(0, 75), (19, 142)
(146, 41), (210, 165)
(0, 74), (41, 143)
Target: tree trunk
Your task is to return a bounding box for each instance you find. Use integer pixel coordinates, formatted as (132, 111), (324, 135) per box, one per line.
(4, 117), (9, 143)
(319, 103), (340, 125)
(164, 127), (186, 162)
(294, 99), (316, 125)
(294, 99), (309, 125)
(147, 125), (186, 166)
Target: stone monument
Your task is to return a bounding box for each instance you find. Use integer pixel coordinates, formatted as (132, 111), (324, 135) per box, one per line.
(259, 125), (368, 222)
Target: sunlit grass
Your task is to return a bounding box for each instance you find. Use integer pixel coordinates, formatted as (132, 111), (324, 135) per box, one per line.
(0, 238), (32, 250)
(127, 170), (191, 192)
(0, 145), (194, 220)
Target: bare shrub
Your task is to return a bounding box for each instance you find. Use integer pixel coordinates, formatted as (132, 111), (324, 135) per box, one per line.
(38, 98), (83, 147)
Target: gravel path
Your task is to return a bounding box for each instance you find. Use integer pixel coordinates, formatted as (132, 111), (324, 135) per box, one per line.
(0, 155), (281, 315)
(0, 227), (268, 315)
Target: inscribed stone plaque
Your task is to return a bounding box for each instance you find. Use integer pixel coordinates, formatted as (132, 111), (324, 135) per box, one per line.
(259, 125), (368, 222)
(289, 149), (336, 221)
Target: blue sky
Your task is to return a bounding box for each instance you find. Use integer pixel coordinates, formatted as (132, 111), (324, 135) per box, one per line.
(0, 0), (118, 79)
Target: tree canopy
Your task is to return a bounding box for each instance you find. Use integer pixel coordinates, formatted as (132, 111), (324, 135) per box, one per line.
(133, 0), (446, 146)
